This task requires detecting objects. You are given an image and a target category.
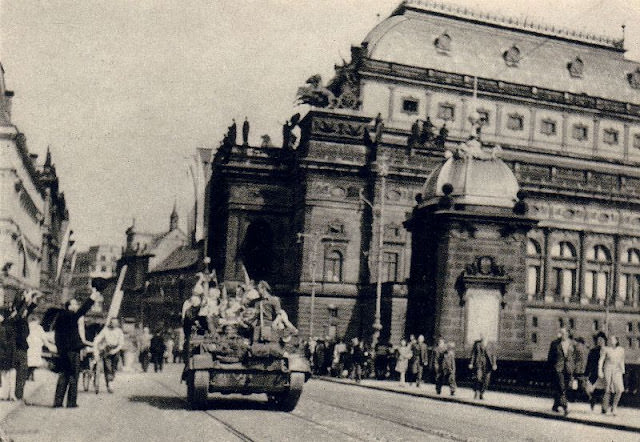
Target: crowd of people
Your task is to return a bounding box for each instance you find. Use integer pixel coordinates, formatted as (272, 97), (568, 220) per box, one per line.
(0, 290), (49, 402)
(548, 328), (627, 416)
(305, 328), (632, 417)
(303, 334), (492, 398)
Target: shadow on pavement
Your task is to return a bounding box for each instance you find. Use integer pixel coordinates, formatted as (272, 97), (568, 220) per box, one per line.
(128, 394), (278, 411)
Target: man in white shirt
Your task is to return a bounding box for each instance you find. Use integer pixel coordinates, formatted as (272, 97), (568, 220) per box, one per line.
(93, 318), (125, 393)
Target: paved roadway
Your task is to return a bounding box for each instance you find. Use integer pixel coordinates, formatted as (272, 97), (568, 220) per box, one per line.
(2, 365), (638, 442)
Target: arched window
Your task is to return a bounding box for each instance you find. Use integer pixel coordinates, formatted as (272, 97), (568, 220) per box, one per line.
(324, 250), (343, 282)
(620, 248), (640, 307)
(585, 244), (612, 305)
(550, 241), (577, 301)
(526, 239), (543, 300)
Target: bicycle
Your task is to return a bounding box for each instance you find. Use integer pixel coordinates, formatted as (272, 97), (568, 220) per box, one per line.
(80, 347), (95, 392)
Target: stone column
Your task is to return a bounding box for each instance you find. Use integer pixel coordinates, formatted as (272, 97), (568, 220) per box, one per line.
(528, 107), (536, 145)
(543, 228), (554, 303)
(561, 112), (568, 151)
(593, 118), (600, 154)
(613, 234), (622, 307)
(388, 86), (396, 122)
(623, 123), (630, 161)
(579, 231), (588, 305)
(495, 103), (503, 137)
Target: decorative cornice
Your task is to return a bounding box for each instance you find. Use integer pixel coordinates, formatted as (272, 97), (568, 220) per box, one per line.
(360, 58), (640, 118)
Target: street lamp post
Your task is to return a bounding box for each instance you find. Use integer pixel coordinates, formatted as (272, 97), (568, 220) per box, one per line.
(361, 156), (389, 351)
(297, 231), (332, 339)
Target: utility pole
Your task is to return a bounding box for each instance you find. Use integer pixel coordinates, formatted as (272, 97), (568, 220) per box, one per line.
(362, 155), (389, 351)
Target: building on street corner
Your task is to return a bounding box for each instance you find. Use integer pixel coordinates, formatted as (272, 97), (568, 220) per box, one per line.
(0, 62), (71, 307)
(206, 1), (640, 364)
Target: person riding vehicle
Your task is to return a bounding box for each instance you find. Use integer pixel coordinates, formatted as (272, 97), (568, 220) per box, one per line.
(93, 318), (125, 393)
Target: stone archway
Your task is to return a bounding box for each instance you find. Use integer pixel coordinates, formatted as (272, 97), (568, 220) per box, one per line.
(240, 219), (274, 282)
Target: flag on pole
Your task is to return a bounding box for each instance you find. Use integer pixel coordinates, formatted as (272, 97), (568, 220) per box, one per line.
(55, 222), (71, 282)
(106, 265), (127, 322)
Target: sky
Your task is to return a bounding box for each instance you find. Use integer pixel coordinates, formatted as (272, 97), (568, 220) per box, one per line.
(2, 0), (640, 250)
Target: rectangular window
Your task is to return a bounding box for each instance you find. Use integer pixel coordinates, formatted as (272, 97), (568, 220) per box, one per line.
(383, 252), (399, 283)
(541, 119), (557, 136)
(593, 319), (600, 331)
(402, 98), (419, 114)
(603, 129), (619, 145)
(532, 316), (538, 327)
(572, 124), (588, 141)
(569, 318), (575, 329)
(558, 318), (564, 328)
(628, 322), (634, 333)
(531, 333), (538, 343)
(627, 337), (634, 348)
(437, 103), (455, 121)
(634, 134), (640, 150)
(507, 114), (524, 131)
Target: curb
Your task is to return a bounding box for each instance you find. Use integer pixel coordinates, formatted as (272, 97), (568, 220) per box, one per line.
(316, 376), (640, 434)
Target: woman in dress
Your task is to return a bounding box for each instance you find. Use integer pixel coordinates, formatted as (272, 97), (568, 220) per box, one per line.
(26, 315), (55, 381)
(395, 339), (412, 386)
(598, 335), (625, 415)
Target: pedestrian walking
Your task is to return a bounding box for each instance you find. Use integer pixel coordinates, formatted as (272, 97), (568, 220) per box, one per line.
(436, 342), (457, 396)
(138, 326), (152, 372)
(313, 339), (327, 376)
(53, 290), (101, 408)
(547, 327), (575, 416)
(0, 307), (17, 401)
(411, 335), (428, 387)
(165, 336), (174, 364)
(571, 336), (589, 402)
(150, 332), (166, 372)
(468, 336), (497, 400)
(599, 335), (625, 415)
(585, 332), (607, 410)
(432, 337), (447, 390)
(394, 339), (412, 386)
(350, 338), (365, 382)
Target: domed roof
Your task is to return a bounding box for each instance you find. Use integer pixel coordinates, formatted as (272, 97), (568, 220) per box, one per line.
(362, 3), (640, 104)
(421, 138), (519, 208)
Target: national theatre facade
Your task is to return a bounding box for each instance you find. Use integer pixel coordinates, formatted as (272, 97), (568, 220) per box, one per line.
(208, 1), (640, 362)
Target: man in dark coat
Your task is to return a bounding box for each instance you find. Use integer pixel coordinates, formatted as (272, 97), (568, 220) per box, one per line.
(468, 336), (497, 399)
(412, 335), (428, 387)
(547, 328), (575, 416)
(53, 290), (101, 408)
(150, 332), (166, 373)
(585, 332), (607, 410)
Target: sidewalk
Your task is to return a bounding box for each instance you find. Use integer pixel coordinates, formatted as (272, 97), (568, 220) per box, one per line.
(0, 369), (54, 423)
(318, 376), (640, 434)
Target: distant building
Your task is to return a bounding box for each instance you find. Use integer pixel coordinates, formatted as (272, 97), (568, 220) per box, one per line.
(0, 62), (70, 306)
(68, 244), (121, 310)
(115, 207), (201, 329)
(208, 2), (640, 362)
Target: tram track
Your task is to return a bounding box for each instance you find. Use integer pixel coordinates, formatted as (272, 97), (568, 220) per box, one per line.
(151, 377), (368, 442)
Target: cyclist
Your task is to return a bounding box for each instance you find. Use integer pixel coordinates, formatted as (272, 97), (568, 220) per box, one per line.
(93, 318), (124, 393)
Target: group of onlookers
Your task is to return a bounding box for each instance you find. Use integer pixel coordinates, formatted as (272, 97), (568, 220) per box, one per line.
(136, 326), (184, 373)
(0, 290), (49, 402)
(548, 328), (626, 416)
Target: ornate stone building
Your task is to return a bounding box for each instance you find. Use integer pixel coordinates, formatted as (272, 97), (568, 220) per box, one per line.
(0, 63), (70, 306)
(208, 1), (640, 361)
